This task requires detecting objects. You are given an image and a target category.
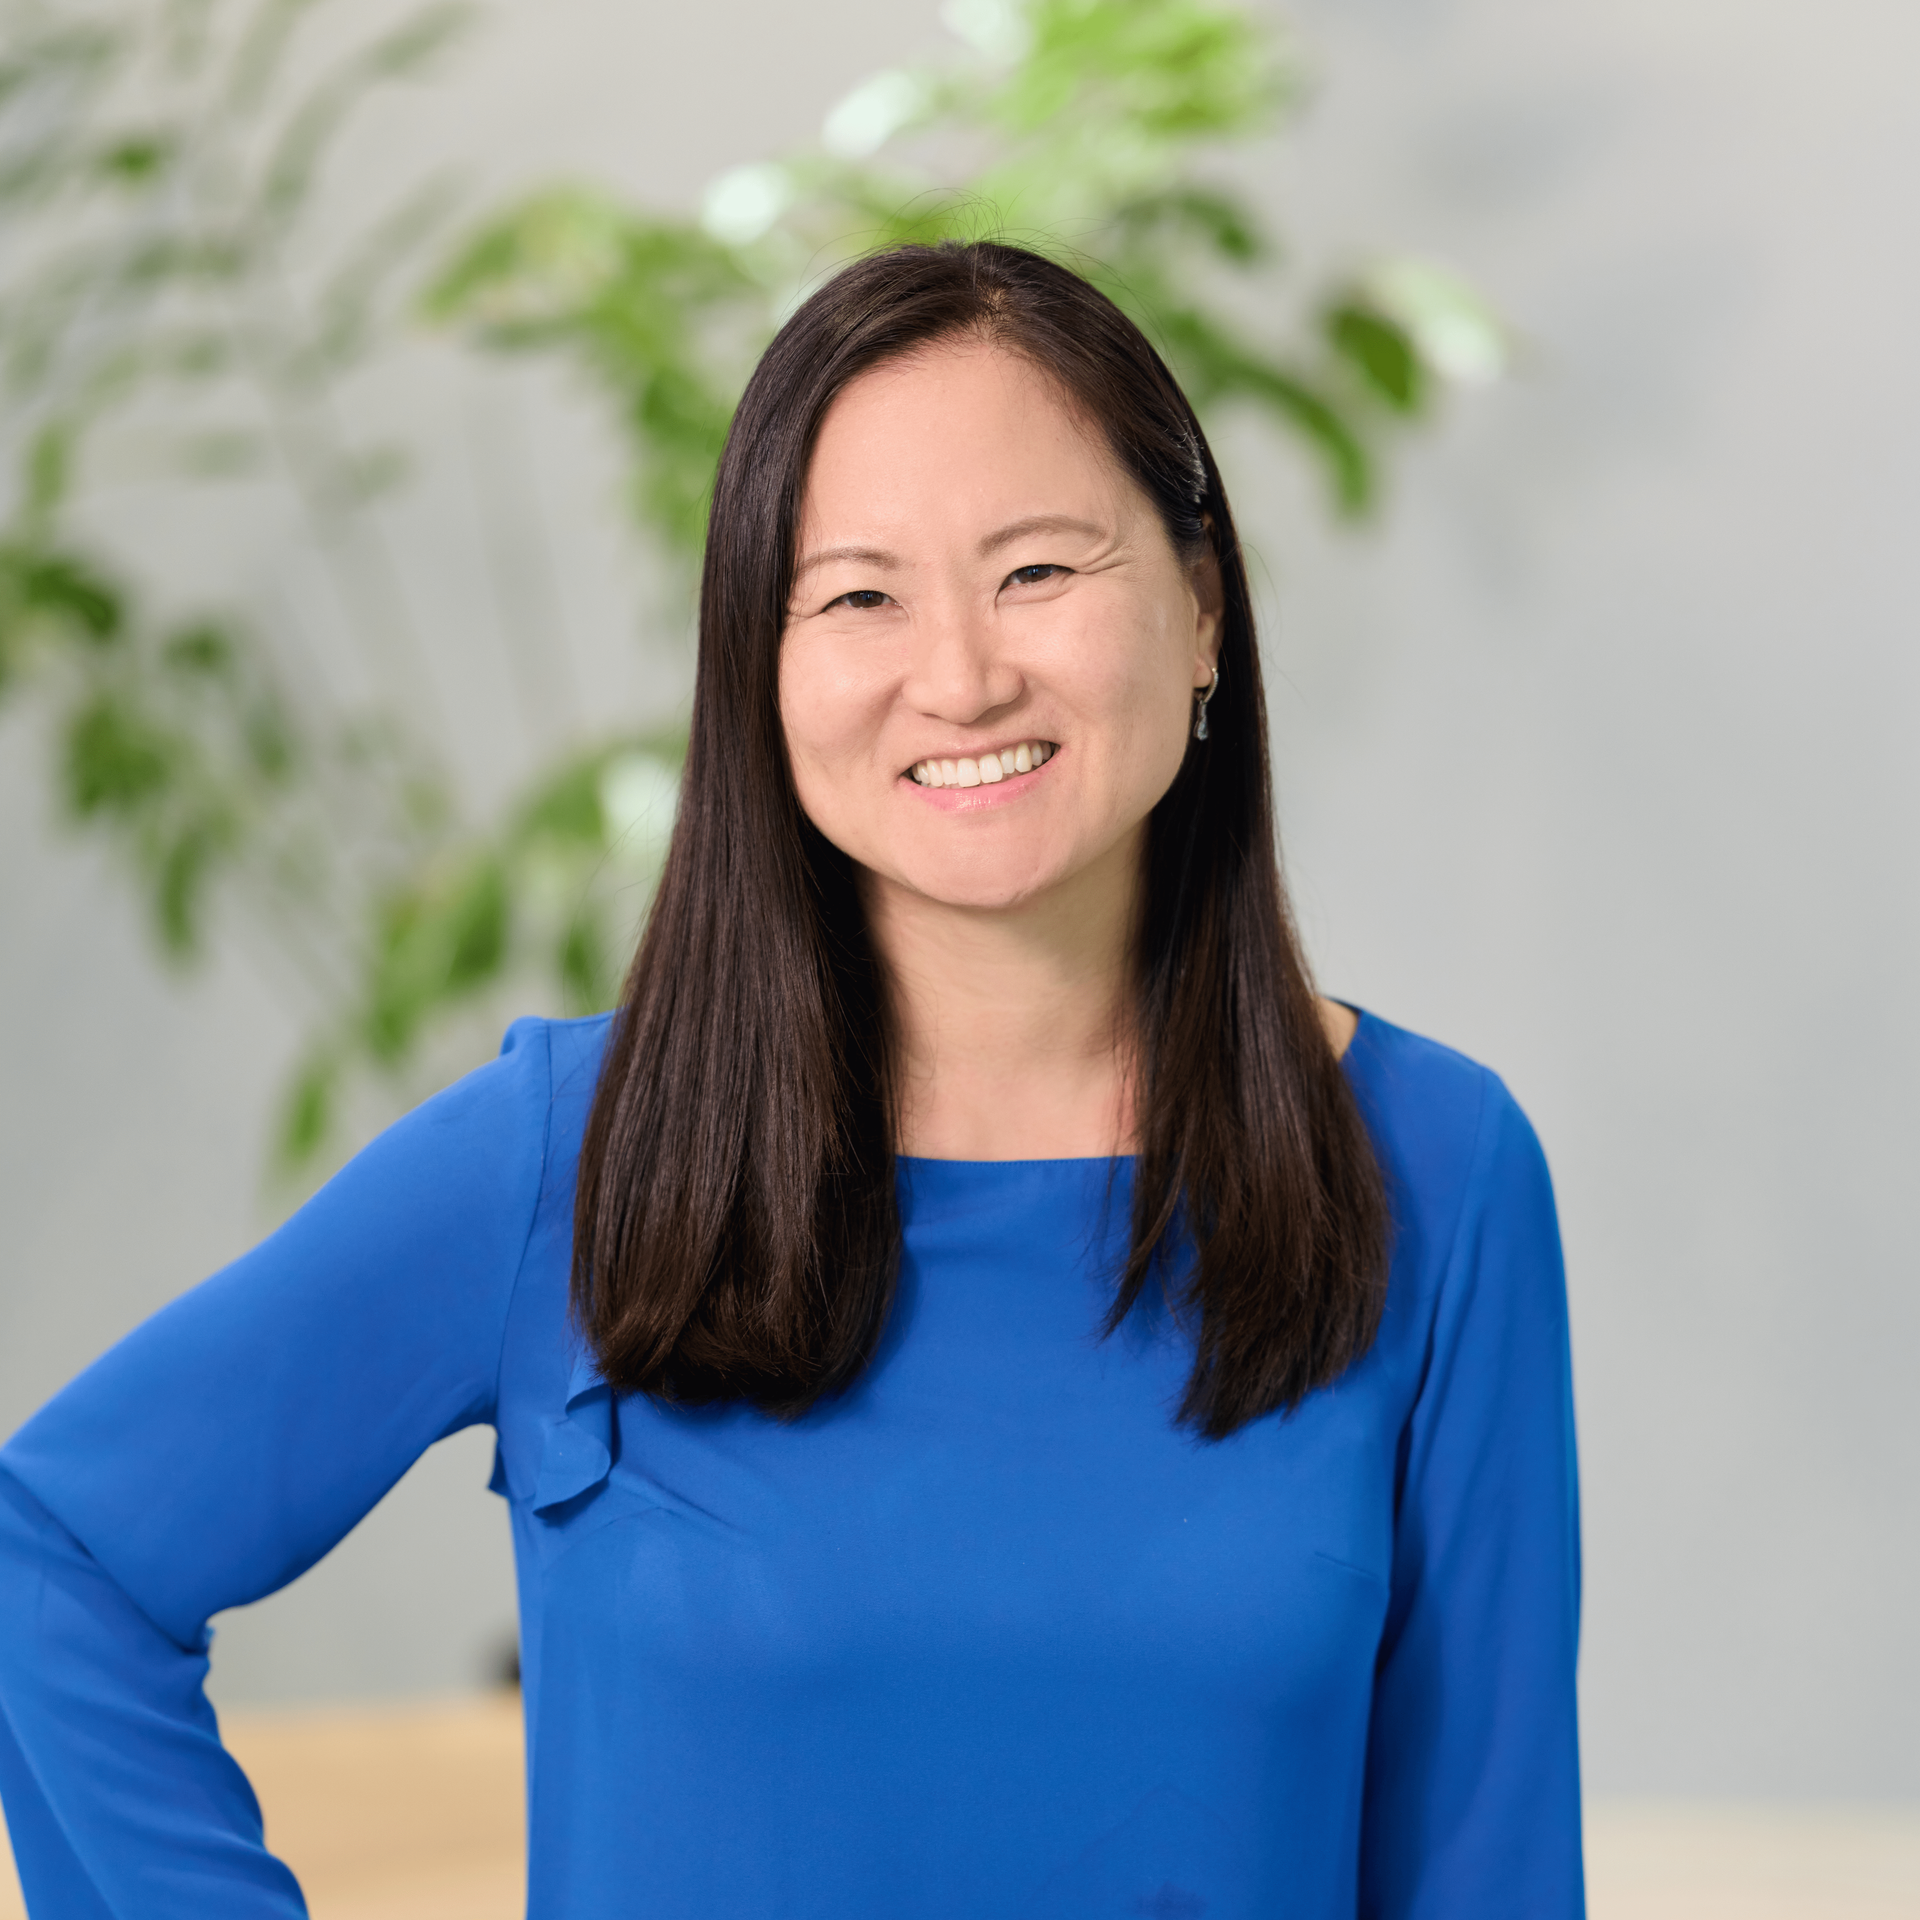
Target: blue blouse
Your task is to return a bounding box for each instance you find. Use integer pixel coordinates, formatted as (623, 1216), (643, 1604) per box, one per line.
(0, 1009), (1582, 1918)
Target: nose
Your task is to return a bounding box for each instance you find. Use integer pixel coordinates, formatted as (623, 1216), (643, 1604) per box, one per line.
(900, 594), (1023, 726)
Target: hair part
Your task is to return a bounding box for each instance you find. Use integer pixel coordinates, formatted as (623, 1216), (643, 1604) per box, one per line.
(573, 240), (1389, 1439)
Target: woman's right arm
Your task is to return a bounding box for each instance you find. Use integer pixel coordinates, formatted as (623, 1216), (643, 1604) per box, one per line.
(0, 1019), (558, 1916)
(0, 1467), (309, 1915)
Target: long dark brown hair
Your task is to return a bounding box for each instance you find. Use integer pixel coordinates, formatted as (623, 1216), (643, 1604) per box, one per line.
(573, 241), (1387, 1440)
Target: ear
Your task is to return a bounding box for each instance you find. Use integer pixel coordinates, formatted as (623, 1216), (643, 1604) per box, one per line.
(1190, 527), (1225, 677)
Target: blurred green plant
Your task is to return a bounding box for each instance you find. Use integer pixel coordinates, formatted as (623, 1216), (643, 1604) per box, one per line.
(431, 0), (1505, 536)
(0, 0), (688, 1164)
(0, 0), (1503, 1174)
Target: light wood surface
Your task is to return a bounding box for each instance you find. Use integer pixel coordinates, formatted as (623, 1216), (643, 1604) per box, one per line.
(0, 1696), (526, 1920)
(2, 1696), (1916, 1916)
(1583, 1802), (1920, 1919)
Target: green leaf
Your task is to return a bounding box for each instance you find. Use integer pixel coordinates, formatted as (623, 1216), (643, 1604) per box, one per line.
(1325, 300), (1426, 415)
(557, 907), (614, 1015)
(423, 187), (636, 334)
(1144, 301), (1377, 514)
(1111, 185), (1272, 266)
(162, 622), (237, 679)
(363, 853), (511, 1062)
(244, 704), (298, 783)
(98, 134), (171, 183)
(155, 815), (233, 956)
(62, 693), (176, 816)
(509, 733), (682, 849)
(998, 0), (1286, 144)
(1240, 364), (1374, 513)
(277, 1048), (342, 1173)
(26, 425), (72, 521)
(515, 751), (608, 847)
(431, 197), (758, 557)
(1358, 257), (1509, 387)
(14, 550), (124, 644)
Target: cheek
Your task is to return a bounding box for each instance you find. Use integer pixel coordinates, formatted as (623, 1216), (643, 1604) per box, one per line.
(778, 633), (896, 825)
(1044, 597), (1193, 758)
(780, 639), (849, 766)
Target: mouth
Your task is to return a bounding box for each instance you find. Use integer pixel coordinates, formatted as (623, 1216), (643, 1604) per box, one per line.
(905, 739), (1056, 789)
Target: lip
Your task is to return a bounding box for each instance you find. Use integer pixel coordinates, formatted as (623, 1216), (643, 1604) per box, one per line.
(900, 748), (1058, 813)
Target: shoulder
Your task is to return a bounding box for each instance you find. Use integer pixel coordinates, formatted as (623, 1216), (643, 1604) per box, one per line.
(438, 1012), (614, 1144)
(421, 1013), (616, 1227)
(515, 1009), (617, 1098)
(287, 1012), (615, 1263)
(1340, 1008), (1556, 1272)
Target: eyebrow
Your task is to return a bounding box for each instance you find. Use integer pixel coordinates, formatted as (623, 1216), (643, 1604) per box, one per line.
(792, 543), (898, 579)
(976, 513), (1105, 557)
(792, 515), (1106, 580)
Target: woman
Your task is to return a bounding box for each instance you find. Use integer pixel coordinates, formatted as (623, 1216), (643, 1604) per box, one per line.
(0, 243), (1582, 1916)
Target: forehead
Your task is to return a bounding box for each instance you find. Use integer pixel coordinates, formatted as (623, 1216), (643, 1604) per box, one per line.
(800, 341), (1131, 533)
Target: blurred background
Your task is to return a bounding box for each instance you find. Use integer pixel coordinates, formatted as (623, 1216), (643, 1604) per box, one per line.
(2, 0), (1917, 1907)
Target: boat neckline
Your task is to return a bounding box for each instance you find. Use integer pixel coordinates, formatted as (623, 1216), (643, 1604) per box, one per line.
(895, 1005), (1373, 1170)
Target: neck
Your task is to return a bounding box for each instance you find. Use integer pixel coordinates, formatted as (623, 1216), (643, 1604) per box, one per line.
(866, 832), (1141, 1161)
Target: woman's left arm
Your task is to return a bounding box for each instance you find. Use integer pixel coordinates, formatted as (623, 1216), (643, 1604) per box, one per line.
(1358, 1076), (1585, 1919)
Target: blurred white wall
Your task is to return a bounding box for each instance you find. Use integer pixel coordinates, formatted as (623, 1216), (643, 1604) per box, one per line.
(2, 0), (1915, 1799)
(1266, 0), (1920, 1800)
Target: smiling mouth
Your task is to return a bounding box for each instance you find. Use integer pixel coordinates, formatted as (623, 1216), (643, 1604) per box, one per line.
(907, 740), (1056, 789)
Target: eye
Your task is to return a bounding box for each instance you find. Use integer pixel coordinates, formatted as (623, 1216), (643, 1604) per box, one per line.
(1005, 564), (1065, 588)
(829, 589), (892, 611)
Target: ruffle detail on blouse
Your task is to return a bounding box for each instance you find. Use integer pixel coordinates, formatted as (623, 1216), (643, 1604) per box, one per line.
(531, 1350), (614, 1515)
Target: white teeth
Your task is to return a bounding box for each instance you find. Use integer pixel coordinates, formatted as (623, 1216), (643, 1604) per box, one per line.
(909, 742), (1053, 787)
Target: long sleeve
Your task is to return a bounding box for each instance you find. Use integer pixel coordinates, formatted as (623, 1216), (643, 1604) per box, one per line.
(0, 1467), (304, 1915)
(0, 1020), (556, 1917)
(1358, 1077), (1585, 1918)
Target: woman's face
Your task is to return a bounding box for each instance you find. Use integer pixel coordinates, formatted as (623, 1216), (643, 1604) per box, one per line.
(779, 341), (1221, 916)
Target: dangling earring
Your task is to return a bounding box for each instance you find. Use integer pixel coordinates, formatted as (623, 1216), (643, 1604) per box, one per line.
(1193, 663), (1220, 740)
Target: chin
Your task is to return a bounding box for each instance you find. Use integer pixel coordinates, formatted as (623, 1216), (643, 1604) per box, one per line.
(892, 846), (1066, 912)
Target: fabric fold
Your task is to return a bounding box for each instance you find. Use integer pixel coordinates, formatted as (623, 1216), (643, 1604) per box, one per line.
(532, 1349), (614, 1514)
